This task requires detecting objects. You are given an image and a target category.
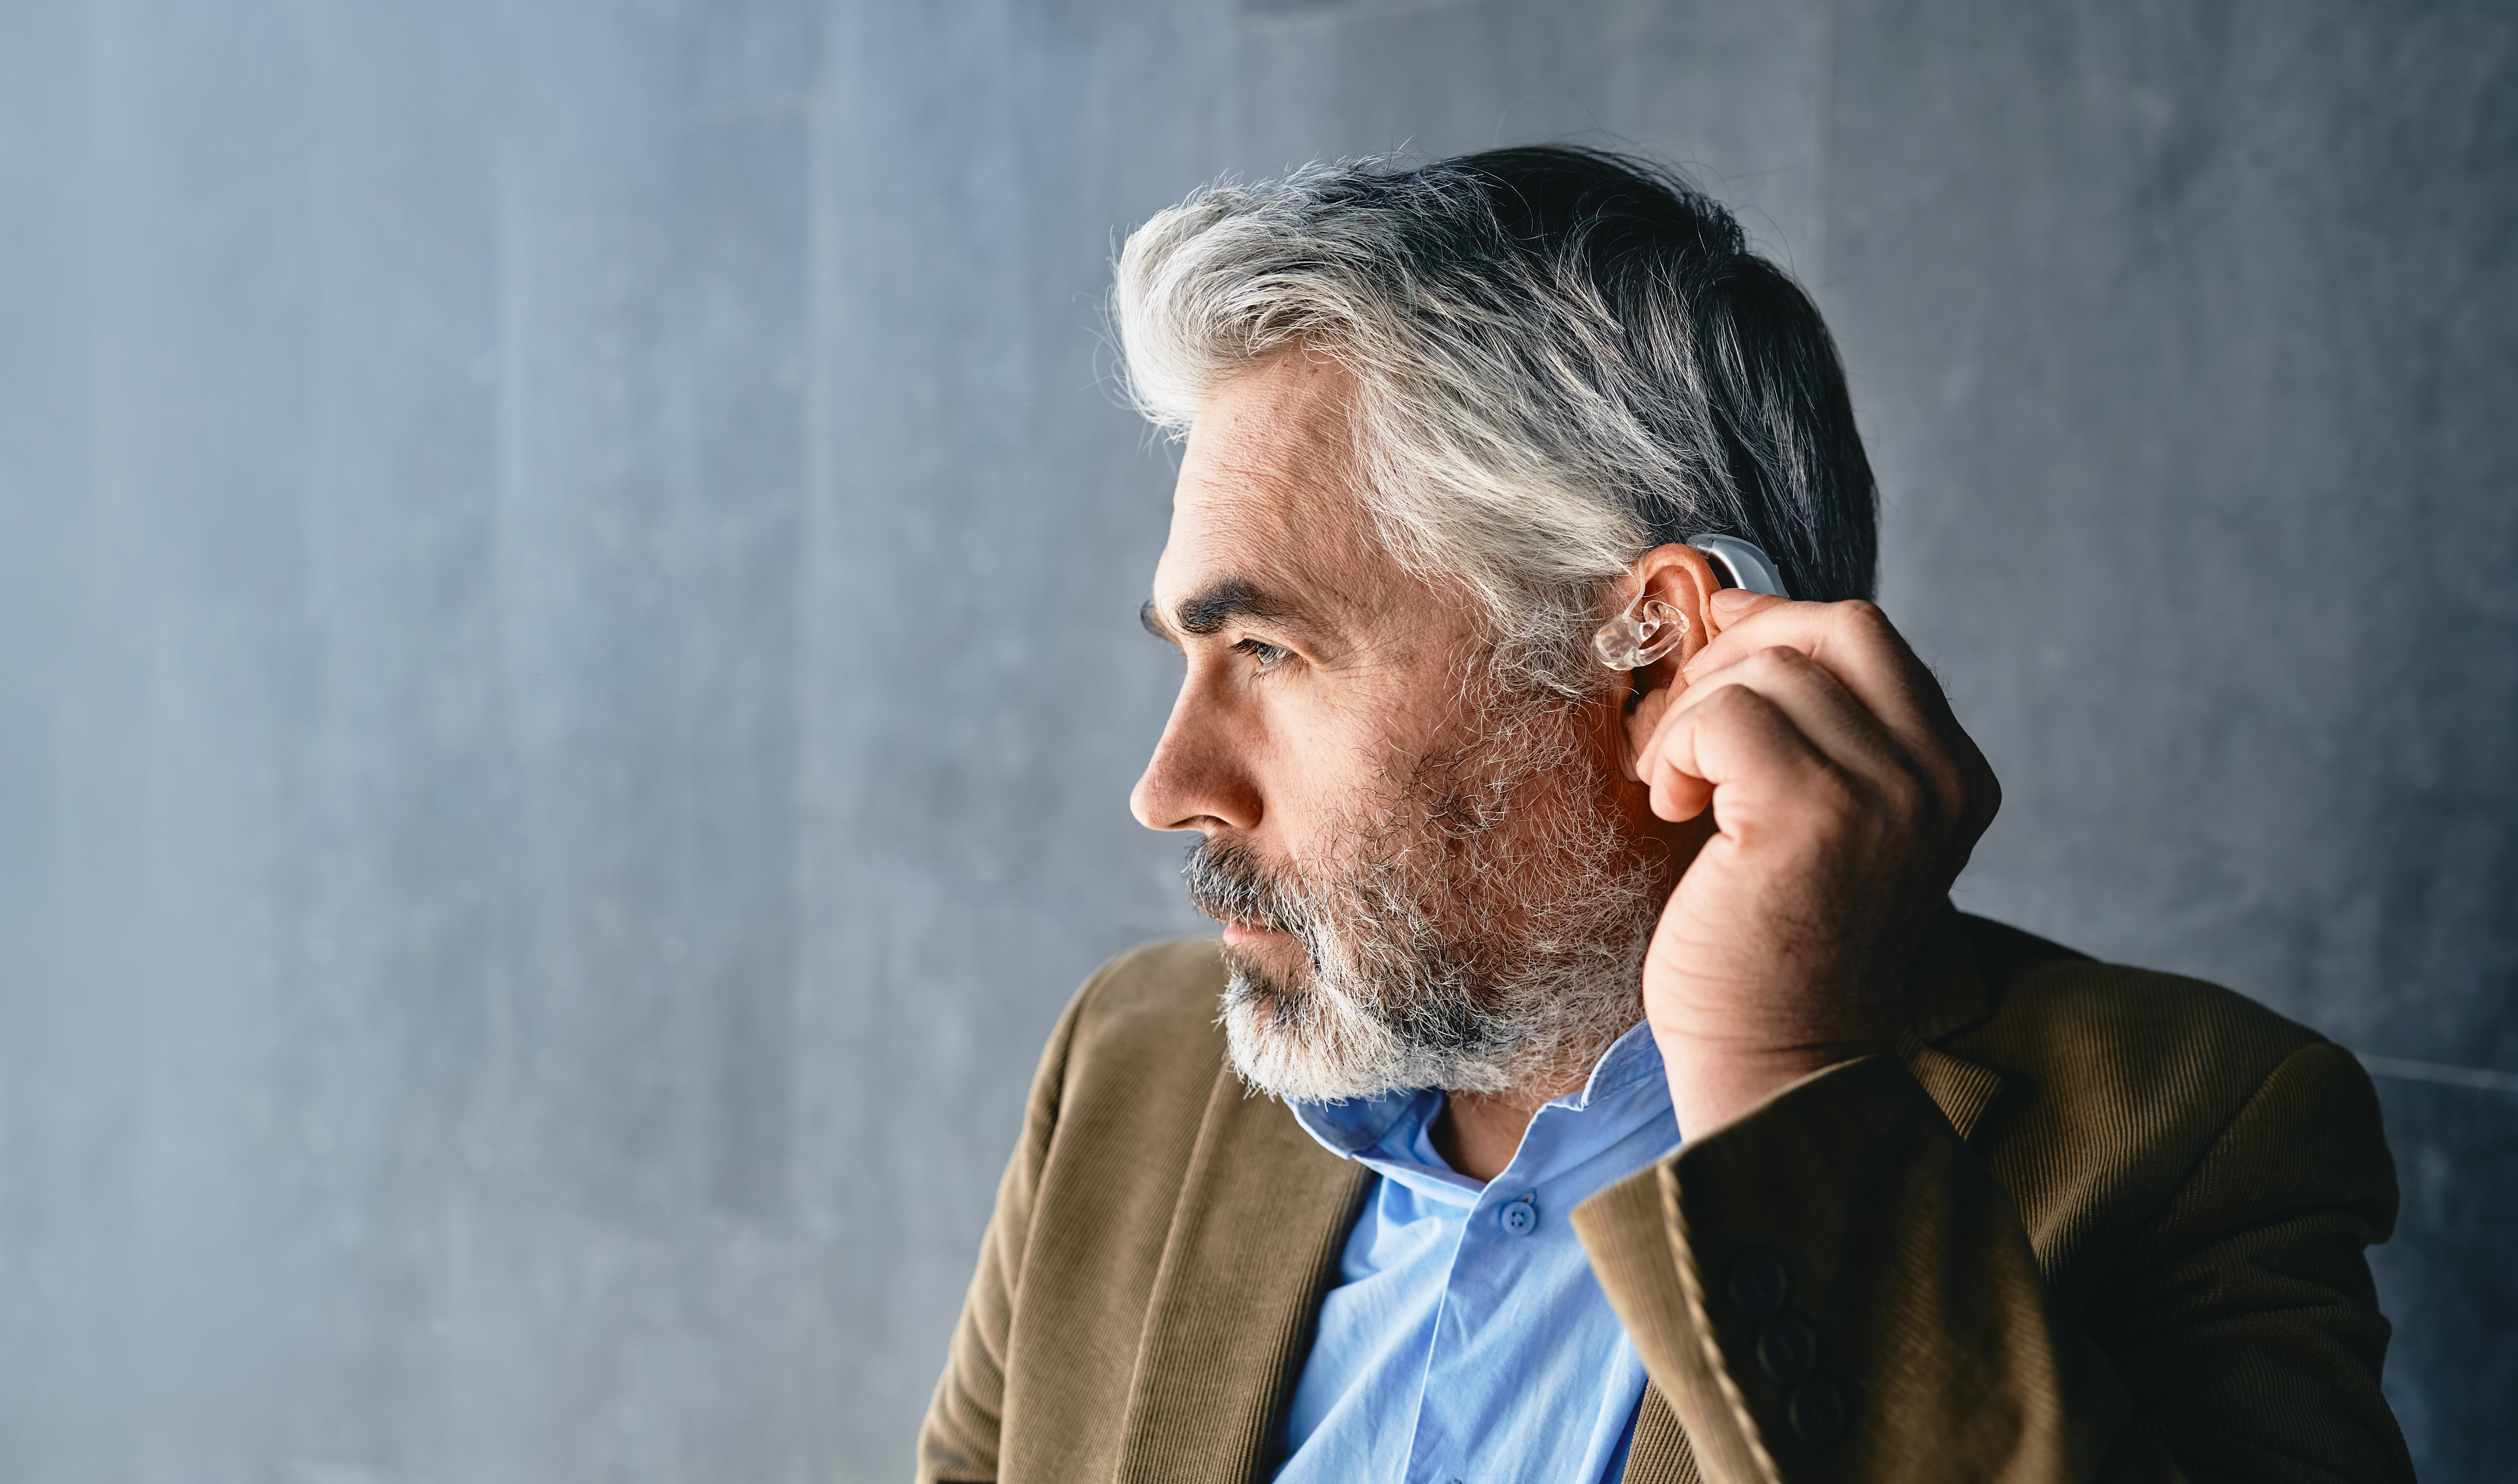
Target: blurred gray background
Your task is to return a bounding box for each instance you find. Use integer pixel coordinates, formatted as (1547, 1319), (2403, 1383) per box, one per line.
(1, 0), (2509, 1479)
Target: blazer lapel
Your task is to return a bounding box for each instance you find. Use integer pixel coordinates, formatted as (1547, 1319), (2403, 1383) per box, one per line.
(1622, 1384), (1705, 1483)
(1900, 905), (2010, 1140)
(1901, 1038), (2008, 1140)
(1114, 1062), (1371, 1484)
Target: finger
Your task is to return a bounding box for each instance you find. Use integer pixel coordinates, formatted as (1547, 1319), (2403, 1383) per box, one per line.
(1703, 587), (1790, 634)
(1641, 682), (1844, 831)
(1684, 599), (1979, 815)
(1650, 643), (1923, 804)
(1640, 658), (1928, 849)
(1688, 599), (1935, 736)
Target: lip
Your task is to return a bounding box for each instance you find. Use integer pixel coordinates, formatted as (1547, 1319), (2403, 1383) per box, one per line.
(1219, 921), (1286, 947)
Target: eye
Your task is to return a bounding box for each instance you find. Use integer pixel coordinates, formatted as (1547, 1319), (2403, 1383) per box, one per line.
(1232, 636), (1293, 672)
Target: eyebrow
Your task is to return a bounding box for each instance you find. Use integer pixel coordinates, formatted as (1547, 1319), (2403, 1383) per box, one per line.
(1140, 577), (1311, 643)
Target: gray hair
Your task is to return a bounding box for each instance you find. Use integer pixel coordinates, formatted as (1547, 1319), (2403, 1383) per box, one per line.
(1113, 146), (1877, 694)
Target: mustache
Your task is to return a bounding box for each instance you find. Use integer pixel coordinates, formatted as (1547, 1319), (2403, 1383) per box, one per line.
(1181, 837), (1309, 936)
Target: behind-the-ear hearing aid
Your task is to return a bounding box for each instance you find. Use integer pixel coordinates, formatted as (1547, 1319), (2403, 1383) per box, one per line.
(1683, 533), (1790, 600)
(1592, 533), (1791, 672)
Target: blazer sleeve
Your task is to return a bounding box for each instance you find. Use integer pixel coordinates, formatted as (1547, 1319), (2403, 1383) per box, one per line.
(1570, 1045), (2412, 1484)
(914, 989), (1087, 1484)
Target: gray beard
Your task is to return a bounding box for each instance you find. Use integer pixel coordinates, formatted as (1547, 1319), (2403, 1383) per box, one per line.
(1182, 696), (1663, 1104)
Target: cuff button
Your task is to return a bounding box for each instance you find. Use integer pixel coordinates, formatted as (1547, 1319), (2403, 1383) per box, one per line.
(1755, 1314), (1818, 1382)
(1725, 1249), (1790, 1317)
(1787, 1379), (1846, 1446)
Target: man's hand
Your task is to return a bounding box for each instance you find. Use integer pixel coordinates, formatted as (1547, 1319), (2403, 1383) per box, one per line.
(1632, 589), (2000, 1138)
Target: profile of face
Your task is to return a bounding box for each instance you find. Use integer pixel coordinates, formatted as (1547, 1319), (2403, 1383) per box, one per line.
(1133, 353), (1678, 1104)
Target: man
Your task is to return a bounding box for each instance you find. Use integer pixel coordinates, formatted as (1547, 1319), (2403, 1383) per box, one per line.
(917, 148), (2409, 1483)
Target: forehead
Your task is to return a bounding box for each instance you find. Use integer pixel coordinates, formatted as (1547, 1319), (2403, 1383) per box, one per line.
(1154, 354), (1395, 619)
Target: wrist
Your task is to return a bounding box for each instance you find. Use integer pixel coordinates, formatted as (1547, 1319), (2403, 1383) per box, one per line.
(1654, 1032), (1886, 1139)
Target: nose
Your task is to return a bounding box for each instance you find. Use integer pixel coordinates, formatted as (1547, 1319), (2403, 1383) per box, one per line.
(1130, 672), (1262, 834)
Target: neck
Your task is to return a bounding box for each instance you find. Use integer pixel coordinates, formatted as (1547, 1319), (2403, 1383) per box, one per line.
(1429, 1078), (1577, 1184)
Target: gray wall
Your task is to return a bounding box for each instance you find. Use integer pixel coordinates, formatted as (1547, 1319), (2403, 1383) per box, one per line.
(0, 1), (2507, 1480)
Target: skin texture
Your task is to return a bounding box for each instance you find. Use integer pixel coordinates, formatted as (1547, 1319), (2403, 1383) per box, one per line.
(1133, 352), (2000, 1180)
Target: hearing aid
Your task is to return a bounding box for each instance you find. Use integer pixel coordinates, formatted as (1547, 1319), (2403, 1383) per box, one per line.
(1591, 534), (1791, 672)
(1592, 593), (1689, 671)
(1683, 533), (1791, 600)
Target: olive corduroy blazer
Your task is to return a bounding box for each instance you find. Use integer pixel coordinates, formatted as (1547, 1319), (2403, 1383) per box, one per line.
(917, 910), (2412, 1483)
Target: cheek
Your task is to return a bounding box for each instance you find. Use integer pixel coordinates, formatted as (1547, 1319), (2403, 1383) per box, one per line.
(1250, 631), (1466, 848)
(1251, 701), (1390, 849)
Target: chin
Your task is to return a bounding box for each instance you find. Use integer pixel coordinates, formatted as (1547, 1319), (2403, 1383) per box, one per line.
(1216, 951), (1508, 1104)
(1215, 951), (1388, 1103)
(1222, 993), (1392, 1104)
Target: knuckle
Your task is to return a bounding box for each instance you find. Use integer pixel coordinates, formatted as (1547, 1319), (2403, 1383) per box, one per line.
(1754, 643), (1815, 675)
(1874, 765), (1930, 822)
(1701, 682), (1770, 724)
(1830, 599), (1896, 650)
(1917, 756), (1969, 816)
(1968, 770), (2005, 831)
(1834, 598), (1888, 631)
(1805, 763), (1862, 820)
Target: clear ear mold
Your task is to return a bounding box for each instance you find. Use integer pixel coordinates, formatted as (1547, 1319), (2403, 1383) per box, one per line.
(1592, 595), (1688, 671)
(1593, 535), (1791, 672)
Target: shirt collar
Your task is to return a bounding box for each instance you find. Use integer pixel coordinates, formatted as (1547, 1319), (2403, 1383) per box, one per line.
(1286, 1019), (1667, 1198)
(1562, 1018), (1664, 1108)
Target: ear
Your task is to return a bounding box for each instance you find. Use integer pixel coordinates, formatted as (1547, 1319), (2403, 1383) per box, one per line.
(1615, 543), (1726, 782)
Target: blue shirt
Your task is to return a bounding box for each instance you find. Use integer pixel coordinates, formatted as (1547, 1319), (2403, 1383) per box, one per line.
(1276, 1023), (1682, 1484)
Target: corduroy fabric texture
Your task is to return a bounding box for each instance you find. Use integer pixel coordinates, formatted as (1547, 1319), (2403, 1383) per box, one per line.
(917, 913), (2411, 1484)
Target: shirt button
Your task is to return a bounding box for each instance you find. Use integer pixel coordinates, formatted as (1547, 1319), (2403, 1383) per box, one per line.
(1499, 1195), (1538, 1235)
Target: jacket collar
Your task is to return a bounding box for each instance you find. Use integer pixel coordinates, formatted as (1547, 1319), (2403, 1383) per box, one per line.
(1900, 903), (2009, 1141)
(1114, 1064), (1371, 1484)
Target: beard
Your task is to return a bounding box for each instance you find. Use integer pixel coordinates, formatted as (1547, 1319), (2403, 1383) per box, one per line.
(1182, 687), (1665, 1104)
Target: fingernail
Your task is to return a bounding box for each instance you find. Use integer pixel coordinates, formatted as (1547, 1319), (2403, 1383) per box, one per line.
(1709, 589), (1759, 616)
